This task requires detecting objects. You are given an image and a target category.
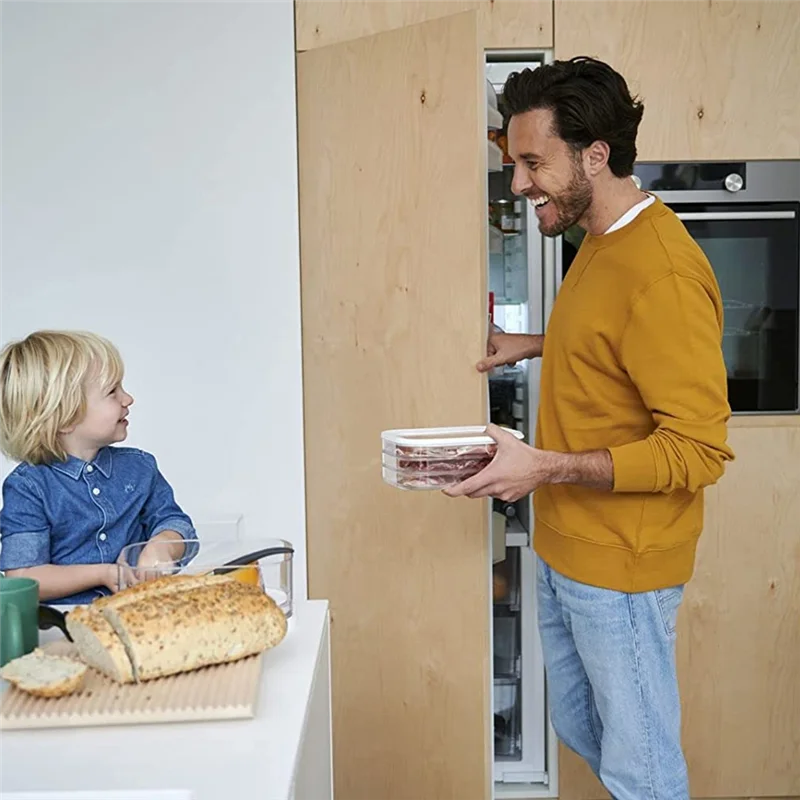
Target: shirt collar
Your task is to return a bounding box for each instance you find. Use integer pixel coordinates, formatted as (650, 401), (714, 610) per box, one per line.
(51, 447), (113, 480)
(93, 447), (113, 478)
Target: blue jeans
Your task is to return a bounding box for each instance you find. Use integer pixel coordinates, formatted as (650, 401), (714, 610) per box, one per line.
(537, 559), (689, 800)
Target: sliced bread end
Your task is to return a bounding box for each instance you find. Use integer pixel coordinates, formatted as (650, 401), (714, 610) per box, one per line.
(0, 648), (88, 698)
(67, 606), (135, 684)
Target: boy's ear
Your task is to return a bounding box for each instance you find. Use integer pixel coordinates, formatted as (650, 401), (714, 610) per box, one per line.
(58, 424), (76, 435)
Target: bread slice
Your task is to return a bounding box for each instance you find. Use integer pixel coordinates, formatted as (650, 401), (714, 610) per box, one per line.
(66, 605), (135, 684)
(102, 579), (288, 682)
(0, 648), (87, 697)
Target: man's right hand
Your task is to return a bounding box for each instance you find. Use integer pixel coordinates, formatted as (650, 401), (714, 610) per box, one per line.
(477, 332), (544, 373)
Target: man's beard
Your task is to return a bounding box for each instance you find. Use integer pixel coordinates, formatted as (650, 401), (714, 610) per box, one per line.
(538, 160), (593, 238)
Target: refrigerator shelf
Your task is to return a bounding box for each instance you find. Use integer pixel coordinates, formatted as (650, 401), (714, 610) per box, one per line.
(492, 547), (520, 611)
(493, 607), (521, 678)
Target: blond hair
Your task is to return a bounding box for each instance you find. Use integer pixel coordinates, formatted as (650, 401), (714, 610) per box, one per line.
(0, 331), (124, 465)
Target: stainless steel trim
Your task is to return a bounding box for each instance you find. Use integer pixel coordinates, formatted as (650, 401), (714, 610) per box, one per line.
(731, 408), (800, 416)
(637, 160), (800, 204)
(677, 210), (796, 221)
(543, 236), (557, 324)
(526, 198), (544, 453)
(526, 204), (544, 338)
(553, 235), (564, 295)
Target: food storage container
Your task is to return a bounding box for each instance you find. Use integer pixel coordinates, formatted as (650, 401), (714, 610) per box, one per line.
(116, 538), (294, 617)
(493, 611), (520, 677)
(494, 676), (521, 758)
(381, 426), (524, 490)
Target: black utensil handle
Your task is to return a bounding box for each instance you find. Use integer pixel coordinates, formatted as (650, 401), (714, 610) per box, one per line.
(212, 546), (294, 574)
(38, 605), (74, 643)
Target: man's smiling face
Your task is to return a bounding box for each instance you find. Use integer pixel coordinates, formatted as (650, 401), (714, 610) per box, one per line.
(508, 107), (593, 237)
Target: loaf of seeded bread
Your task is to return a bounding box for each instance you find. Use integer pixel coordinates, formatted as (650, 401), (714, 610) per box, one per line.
(71, 575), (287, 684)
(93, 573), (232, 610)
(66, 605), (135, 684)
(103, 579), (287, 681)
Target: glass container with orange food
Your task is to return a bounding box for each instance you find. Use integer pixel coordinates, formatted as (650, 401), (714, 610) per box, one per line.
(116, 538), (294, 617)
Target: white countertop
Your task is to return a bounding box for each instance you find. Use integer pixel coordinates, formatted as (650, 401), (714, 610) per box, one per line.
(0, 600), (330, 800)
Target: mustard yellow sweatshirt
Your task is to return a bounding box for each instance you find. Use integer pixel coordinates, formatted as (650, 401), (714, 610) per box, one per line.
(533, 197), (734, 592)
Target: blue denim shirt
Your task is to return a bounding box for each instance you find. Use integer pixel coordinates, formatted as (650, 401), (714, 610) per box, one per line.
(0, 446), (197, 604)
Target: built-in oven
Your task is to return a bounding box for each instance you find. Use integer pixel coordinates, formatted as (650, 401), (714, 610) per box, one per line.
(558, 161), (800, 415)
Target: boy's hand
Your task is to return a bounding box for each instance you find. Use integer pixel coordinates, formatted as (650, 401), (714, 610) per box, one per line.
(100, 562), (123, 593)
(136, 531), (185, 570)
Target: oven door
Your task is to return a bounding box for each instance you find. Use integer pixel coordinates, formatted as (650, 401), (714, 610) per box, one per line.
(673, 203), (799, 414)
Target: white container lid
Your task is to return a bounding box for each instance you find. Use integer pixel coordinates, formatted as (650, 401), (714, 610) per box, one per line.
(381, 425), (524, 448)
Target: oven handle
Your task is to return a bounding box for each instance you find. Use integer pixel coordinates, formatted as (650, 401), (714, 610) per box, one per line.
(676, 210), (797, 221)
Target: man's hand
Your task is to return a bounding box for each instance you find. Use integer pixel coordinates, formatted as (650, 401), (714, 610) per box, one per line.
(443, 424), (557, 501)
(443, 424), (615, 501)
(477, 332), (544, 373)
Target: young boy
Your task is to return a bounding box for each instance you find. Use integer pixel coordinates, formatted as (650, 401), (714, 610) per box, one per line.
(0, 330), (197, 604)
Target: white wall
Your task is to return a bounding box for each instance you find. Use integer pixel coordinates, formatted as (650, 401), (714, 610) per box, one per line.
(0, 1), (307, 597)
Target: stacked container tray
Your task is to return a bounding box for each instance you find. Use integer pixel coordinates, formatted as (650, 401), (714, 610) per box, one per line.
(381, 426), (524, 490)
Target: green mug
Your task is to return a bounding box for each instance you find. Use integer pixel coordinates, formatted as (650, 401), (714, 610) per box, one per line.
(0, 576), (39, 667)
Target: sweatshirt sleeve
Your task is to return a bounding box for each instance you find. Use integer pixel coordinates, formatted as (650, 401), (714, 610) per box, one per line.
(609, 272), (735, 493)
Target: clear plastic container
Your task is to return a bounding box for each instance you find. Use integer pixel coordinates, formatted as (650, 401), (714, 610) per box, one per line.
(494, 676), (521, 759)
(493, 610), (519, 677)
(116, 538), (294, 617)
(381, 426), (524, 491)
(382, 463), (488, 490)
(492, 547), (520, 610)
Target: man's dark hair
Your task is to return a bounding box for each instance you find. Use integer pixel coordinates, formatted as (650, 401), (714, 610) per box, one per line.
(501, 56), (644, 178)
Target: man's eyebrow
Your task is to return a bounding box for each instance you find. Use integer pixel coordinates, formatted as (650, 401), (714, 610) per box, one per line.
(517, 152), (541, 160)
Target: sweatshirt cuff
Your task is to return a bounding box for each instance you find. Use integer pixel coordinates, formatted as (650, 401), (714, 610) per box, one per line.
(609, 438), (658, 492)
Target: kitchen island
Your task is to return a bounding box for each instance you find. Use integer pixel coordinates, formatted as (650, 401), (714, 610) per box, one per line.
(0, 600), (332, 800)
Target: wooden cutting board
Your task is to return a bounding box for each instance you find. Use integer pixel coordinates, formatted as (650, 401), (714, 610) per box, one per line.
(0, 641), (263, 730)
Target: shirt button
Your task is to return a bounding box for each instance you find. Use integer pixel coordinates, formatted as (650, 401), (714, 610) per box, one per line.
(92, 487), (100, 496)
(86, 465), (94, 473)
(99, 533), (107, 541)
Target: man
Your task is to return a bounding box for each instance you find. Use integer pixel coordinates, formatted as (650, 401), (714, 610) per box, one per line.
(445, 57), (734, 799)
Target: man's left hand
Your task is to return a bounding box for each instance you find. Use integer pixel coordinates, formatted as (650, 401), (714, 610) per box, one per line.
(443, 424), (557, 502)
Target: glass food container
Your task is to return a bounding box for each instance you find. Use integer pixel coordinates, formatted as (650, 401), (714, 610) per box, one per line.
(116, 537), (294, 617)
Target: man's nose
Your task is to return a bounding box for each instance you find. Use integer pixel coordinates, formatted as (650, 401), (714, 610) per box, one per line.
(510, 164), (531, 196)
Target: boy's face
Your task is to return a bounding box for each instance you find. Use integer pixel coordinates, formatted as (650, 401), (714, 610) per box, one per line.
(67, 375), (135, 452)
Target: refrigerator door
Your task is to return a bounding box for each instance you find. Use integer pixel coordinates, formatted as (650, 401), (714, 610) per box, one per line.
(487, 51), (555, 793)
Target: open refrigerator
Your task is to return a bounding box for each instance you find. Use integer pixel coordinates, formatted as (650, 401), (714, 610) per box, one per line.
(485, 51), (559, 798)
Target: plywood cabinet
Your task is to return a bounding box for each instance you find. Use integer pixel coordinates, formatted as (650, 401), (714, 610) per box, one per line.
(297, 12), (494, 800)
(558, 422), (800, 800)
(295, 0), (553, 51)
(295, 3), (800, 797)
(554, 0), (800, 161)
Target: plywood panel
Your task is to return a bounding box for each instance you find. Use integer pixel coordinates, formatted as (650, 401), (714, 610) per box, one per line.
(297, 13), (492, 800)
(554, 0), (800, 161)
(558, 425), (800, 799)
(679, 425), (800, 796)
(295, 0), (553, 51)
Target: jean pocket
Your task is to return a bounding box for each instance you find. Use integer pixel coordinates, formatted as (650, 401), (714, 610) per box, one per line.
(655, 586), (685, 638)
